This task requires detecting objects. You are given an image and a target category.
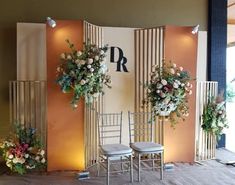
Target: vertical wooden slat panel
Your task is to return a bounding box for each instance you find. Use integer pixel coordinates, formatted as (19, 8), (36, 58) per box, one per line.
(9, 81), (46, 147)
(134, 27), (165, 145)
(195, 81), (218, 161)
(83, 21), (104, 168)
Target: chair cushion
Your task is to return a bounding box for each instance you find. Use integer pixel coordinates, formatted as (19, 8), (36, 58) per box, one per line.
(131, 142), (163, 152)
(101, 144), (132, 156)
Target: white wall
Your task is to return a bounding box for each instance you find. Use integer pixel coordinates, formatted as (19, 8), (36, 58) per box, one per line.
(17, 23), (46, 80)
(196, 31), (207, 82)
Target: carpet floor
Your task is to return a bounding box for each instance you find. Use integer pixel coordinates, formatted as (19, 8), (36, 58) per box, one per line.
(0, 149), (235, 185)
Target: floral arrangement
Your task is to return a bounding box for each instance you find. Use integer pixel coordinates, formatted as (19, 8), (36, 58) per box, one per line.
(0, 124), (46, 174)
(56, 40), (111, 108)
(144, 62), (193, 126)
(202, 93), (228, 139)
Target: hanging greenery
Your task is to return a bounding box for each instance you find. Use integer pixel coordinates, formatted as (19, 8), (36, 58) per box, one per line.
(202, 93), (228, 139)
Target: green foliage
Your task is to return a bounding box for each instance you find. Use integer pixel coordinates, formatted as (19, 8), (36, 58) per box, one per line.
(0, 123), (46, 175)
(202, 95), (228, 139)
(226, 83), (235, 102)
(144, 61), (193, 127)
(56, 40), (111, 108)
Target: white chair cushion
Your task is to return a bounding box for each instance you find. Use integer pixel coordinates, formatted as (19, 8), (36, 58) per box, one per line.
(131, 142), (163, 152)
(101, 144), (132, 155)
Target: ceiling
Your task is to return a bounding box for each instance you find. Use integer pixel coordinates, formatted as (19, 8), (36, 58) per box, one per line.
(228, 0), (235, 44)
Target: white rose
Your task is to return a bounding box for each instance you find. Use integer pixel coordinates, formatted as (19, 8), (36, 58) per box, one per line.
(176, 80), (181, 85)
(88, 58), (93, 64)
(87, 64), (91, 69)
(172, 63), (177, 68)
(184, 112), (189, 117)
(35, 156), (40, 161)
(28, 147), (33, 151)
(188, 90), (192, 95)
(19, 158), (25, 164)
(75, 59), (80, 64)
(157, 83), (163, 89)
(40, 150), (45, 156)
(100, 50), (105, 55)
(6, 161), (12, 168)
(13, 158), (18, 164)
(156, 90), (160, 94)
(160, 92), (166, 98)
(181, 83), (185, 87)
(190, 84), (193, 88)
(60, 53), (66, 59)
(67, 55), (72, 60)
(56, 67), (61, 72)
(170, 68), (175, 74)
(161, 79), (167, 86)
(173, 82), (179, 89)
(80, 79), (86, 85)
(73, 104), (78, 108)
(179, 66), (183, 71)
(177, 72), (181, 76)
(25, 154), (29, 158)
(26, 165), (35, 169)
(8, 154), (13, 159)
(95, 55), (99, 61)
(90, 68), (94, 72)
(77, 51), (82, 57)
(41, 158), (46, 164)
(80, 60), (86, 65)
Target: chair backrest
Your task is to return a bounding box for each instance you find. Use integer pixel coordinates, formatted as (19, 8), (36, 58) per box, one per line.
(128, 111), (154, 144)
(97, 112), (123, 146)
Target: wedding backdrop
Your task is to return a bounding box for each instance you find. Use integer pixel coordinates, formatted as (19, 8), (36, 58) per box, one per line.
(13, 20), (210, 172)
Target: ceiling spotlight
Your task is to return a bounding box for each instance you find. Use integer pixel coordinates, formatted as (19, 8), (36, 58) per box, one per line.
(47, 17), (56, 28)
(192, 24), (199, 34)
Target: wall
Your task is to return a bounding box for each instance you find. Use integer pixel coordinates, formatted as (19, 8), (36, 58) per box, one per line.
(164, 26), (197, 162)
(17, 23), (46, 81)
(103, 27), (135, 146)
(46, 20), (84, 170)
(0, 0), (207, 138)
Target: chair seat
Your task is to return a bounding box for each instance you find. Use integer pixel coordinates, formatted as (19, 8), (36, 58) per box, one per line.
(101, 144), (132, 156)
(131, 142), (163, 153)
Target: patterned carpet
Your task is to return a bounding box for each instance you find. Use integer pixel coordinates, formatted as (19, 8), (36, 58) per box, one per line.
(0, 149), (235, 185)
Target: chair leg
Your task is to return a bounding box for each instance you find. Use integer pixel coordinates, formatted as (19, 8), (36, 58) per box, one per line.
(138, 153), (141, 182)
(160, 152), (164, 180)
(97, 159), (100, 177)
(130, 154), (133, 183)
(152, 153), (154, 171)
(107, 157), (110, 185)
(121, 156), (124, 173)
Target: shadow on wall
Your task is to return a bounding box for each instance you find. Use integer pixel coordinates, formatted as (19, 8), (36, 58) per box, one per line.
(0, 24), (17, 136)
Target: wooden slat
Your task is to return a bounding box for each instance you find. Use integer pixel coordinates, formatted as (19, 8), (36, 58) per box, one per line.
(195, 81), (218, 161)
(134, 27), (165, 145)
(9, 81), (46, 147)
(83, 21), (104, 168)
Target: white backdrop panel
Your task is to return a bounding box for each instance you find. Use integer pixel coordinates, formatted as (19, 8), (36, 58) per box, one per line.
(103, 27), (135, 146)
